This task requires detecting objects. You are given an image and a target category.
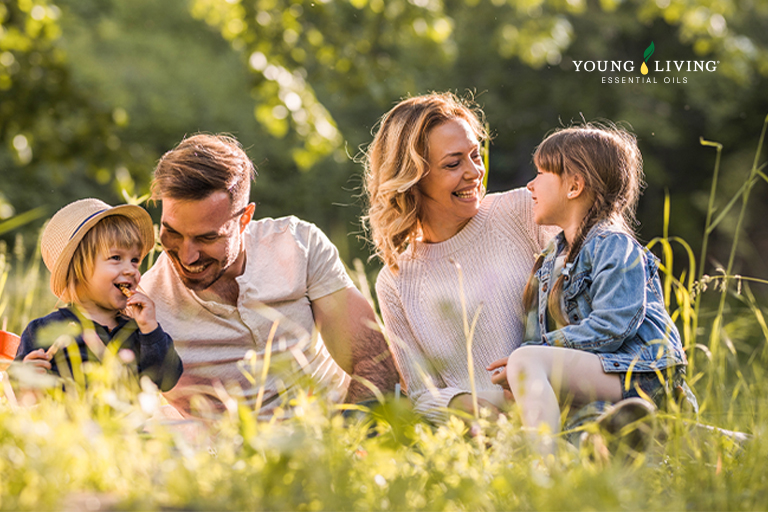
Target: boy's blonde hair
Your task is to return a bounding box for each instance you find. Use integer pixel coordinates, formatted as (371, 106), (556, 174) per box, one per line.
(61, 215), (145, 304)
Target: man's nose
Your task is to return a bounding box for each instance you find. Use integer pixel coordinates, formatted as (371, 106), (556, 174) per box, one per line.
(178, 240), (200, 265)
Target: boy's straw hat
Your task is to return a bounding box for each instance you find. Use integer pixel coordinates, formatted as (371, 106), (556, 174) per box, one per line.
(41, 198), (155, 299)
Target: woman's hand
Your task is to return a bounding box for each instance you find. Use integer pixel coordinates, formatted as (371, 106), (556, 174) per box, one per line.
(487, 358), (510, 389)
(449, 393), (502, 420)
(23, 348), (52, 373)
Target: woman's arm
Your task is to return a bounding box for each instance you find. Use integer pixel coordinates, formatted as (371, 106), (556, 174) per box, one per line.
(376, 270), (471, 423)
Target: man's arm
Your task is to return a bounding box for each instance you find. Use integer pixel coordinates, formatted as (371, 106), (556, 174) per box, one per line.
(311, 286), (400, 402)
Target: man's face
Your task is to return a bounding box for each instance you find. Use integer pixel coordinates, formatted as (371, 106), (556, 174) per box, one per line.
(159, 191), (250, 292)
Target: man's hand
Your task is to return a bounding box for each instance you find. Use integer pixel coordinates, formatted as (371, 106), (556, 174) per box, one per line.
(311, 286), (400, 402)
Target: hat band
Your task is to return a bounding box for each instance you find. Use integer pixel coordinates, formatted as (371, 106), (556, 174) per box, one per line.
(70, 209), (108, 240)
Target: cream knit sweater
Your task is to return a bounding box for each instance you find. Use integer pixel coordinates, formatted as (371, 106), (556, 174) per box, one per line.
(376, 188), (555, 423)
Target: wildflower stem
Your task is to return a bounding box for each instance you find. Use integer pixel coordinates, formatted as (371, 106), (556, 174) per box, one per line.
(711, 116), (768, 354)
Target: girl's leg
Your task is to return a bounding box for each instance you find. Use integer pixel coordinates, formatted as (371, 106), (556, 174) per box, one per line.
(506, 346), (623, 436)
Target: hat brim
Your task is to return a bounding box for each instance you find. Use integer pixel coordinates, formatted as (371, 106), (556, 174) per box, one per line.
(49, 205), (155, 300)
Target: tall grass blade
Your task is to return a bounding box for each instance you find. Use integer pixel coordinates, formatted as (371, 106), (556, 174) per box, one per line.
(0, 207), (47, 235)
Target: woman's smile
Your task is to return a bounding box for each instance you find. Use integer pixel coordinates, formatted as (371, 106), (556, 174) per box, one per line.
(418, 118), (486, 242)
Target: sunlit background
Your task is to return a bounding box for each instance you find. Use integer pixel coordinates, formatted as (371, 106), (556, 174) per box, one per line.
(2, 0), (767, 285)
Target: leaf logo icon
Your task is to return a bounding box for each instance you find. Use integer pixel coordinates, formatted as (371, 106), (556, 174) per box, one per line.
(644, 42), (655, 63)
(641, 41), (655, 75)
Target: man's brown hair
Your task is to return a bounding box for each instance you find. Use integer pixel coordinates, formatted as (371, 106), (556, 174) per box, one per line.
(152, 134), (257, 209)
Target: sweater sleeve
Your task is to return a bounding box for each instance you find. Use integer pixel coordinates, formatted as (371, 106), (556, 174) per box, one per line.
(15, 322), (39, 361)
(493, 188), (558, 255)
(135, 325), (183, 392)
(376, 268), (467, 424)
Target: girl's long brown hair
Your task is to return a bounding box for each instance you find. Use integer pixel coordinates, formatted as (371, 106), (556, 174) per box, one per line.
(522, 122), (644, 327)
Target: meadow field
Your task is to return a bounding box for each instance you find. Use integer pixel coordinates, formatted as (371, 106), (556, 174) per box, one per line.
(0, 120), (767, 511)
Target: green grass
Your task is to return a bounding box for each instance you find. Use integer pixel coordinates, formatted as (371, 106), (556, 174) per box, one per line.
(1, 118), (767, 510)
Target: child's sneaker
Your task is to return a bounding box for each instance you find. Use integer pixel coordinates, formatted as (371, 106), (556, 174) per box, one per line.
(595, 397), (656, 456)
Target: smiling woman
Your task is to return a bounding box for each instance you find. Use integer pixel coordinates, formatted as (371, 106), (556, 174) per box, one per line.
(363, 92), (556, 422)
(417, 118), (485, 243)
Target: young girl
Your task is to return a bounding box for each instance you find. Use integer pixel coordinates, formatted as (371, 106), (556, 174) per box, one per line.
(15, 198), (183, 392)
(488, 123), (694, 451)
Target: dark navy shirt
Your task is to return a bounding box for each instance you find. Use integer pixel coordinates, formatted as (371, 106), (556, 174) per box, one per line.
(15, 308), (183, 392)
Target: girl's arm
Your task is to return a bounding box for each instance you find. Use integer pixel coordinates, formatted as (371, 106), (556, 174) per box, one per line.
(543, 233), (649, 352)
(376, 270), (469, 424)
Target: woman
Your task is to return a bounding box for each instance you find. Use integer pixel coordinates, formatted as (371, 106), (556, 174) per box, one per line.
(364, 92), (554, 423)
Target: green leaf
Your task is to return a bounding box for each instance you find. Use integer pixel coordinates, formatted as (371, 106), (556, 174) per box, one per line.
(0, 207), (47, 236)
(644, 41), (655, 62)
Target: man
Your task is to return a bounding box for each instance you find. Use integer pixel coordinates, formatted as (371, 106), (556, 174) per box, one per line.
(140, 133), (399, 418)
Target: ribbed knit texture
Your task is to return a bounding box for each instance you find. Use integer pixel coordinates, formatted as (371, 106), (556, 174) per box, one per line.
(376, 188), (556, 423)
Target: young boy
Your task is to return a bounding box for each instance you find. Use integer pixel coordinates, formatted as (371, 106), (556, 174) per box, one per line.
(15, 198), (183, 392)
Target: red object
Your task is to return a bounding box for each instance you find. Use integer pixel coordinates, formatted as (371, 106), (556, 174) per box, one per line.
(0, 330), (21, 371)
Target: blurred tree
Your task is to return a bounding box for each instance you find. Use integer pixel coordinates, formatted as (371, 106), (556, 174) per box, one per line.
(192, 0), (768, 277)
(0, 0), (122, 228)
(2, 0), (766, 280)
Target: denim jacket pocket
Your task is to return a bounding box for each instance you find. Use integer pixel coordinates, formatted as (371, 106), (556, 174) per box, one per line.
(562, 271), (592, 323)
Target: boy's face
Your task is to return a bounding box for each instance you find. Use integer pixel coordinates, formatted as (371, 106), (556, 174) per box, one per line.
(76, 245), (142, 317)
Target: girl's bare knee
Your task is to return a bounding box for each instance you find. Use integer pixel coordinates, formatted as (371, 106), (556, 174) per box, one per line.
(507, 345), (544, 383)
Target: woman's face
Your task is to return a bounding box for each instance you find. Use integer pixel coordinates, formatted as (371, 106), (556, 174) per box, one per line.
(418, 118), (485, 243)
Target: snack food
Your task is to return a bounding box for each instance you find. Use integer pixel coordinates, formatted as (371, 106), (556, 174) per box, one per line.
(46, 334), (70, 357)
(117, 283), (134, 298)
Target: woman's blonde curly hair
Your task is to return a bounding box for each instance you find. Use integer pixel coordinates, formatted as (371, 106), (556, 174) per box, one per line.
(362, 92), (488, 270)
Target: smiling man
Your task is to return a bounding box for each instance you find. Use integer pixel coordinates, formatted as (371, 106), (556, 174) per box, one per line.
(140, 134), (399, 418)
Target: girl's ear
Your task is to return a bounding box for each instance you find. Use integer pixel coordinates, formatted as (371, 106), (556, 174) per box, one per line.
(566, 174), (586, 199)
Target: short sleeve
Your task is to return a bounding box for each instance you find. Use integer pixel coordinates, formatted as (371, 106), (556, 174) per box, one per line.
(304, 222), (354, 301)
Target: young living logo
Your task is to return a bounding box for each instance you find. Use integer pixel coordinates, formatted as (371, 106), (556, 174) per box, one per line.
(572, 42), (720, 84)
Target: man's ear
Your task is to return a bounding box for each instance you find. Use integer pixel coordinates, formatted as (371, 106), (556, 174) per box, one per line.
(566, 174), (586, 199)
(239, 203), (256, 232)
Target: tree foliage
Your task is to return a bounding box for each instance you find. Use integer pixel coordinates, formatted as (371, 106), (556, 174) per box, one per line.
(191, 0), (768, 271)
(0, 0), (122, 221)
(1, 0), (767, 274)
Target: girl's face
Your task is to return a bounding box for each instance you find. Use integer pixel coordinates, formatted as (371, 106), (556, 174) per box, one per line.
(526, 167), (570, 227)
(76, 245), (142, 320)
(418, 118), (485, 242)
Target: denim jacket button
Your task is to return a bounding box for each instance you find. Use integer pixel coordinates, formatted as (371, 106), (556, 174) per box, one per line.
(542, 283), (548, 292)
(539, 314), (544, 324)
(572, 314), (578, 322)
(613, 362), (620, 367)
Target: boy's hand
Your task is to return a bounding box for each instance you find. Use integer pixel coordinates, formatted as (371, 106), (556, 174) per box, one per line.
(23, 348), (52, 373)
(487, 358), (510, 389)
(125, 291), (159, 334)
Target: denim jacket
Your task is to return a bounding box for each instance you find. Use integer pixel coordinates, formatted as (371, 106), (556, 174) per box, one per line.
(523, 222), (687, 374)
